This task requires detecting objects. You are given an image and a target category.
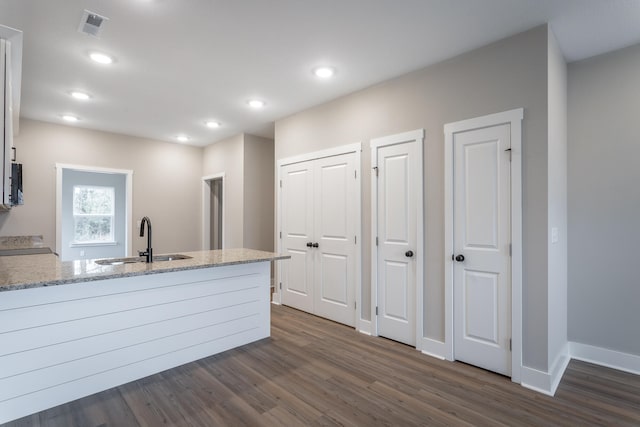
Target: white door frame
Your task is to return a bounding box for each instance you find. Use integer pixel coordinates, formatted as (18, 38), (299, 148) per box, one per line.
(370, 129), (424, 349)
(275, 143), (362, 329)
(444, 108), (523, 382)
(55, 164), (134, 257)
(202, 173), (226, 250)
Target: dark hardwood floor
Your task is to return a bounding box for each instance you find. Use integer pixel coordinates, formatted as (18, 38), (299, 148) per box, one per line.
(5, 305), (640, 426)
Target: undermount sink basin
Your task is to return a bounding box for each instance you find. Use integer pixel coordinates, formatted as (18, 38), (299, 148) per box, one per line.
(152, 254), (192, 262)
(94, 254), (192, 265)
(94, 257), (143, 265)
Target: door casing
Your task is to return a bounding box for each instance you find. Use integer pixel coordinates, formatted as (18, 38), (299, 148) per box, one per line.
(370, 129), (424, 349)
(444, 108), (523, 383)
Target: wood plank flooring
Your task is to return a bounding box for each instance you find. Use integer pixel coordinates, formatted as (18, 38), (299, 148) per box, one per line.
(5, 305), (640, 426)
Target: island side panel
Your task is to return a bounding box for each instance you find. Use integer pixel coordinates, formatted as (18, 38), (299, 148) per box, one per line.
(0, 261), (271, 424)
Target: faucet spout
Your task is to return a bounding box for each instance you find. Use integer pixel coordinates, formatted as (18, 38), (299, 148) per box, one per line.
(139, 216), (153, 263)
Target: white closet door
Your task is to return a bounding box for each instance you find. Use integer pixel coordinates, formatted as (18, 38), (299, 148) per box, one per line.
(453, 124), (511, 376)
(376, 142), (417, 346)
(281, 161), (315, 313)
(313, 154), (357, 327)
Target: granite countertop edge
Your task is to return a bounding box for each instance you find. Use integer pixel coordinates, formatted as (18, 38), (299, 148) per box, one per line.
(0, 249), (289, 292)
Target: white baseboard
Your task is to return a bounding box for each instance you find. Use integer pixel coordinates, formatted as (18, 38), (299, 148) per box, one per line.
(549, 343), (571, 395)
(270, 291), (281, 305)
(421, 337), (447, 360)
(520, 366), (556, 396)
(521, 341), (640, 397)
(358, 319), (372, 335)
(521, 342), (570, 396)
(570, 342), (640, 376)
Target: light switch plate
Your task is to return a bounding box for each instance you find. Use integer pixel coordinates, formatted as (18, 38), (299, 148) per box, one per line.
(551, 227), (559, 244)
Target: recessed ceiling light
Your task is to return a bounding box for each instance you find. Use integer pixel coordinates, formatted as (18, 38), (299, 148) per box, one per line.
(62, 115), (80, 122)
(176, 135), (189, 143)
(314, 66), (335, 79)
(89, 52), (113, 64)
(70, 91), (91, 100)
(248, 99), (265, 109)
(206, 121), (221, 128)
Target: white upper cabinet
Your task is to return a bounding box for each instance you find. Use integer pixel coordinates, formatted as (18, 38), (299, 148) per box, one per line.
(0, 26), (22, 209)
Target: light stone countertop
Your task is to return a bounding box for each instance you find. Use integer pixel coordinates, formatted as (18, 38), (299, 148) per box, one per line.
(0, 235), (47, 250)
(0, 248), (289, 292)
(0, 235), (52, 256)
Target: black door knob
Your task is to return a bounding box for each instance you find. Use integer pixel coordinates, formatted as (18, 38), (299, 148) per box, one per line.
(455, 254), (465, 262)
(312, 242), (319, 248)
(405, 250), (414, 258)
(306, 242), (313, 247)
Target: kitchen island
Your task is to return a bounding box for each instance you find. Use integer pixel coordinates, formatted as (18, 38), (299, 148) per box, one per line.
(0, 249), (288, 424)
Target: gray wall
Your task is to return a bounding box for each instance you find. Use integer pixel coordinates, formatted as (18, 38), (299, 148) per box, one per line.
(547, 29), (568, 366)
(202, 133), (274, 251)
(203, 134), (245, 248)
(568, 43), (640, 356)
(275, 25), (551, 370)
(0, 119), (203, 255)
(243, 134), (275, 251)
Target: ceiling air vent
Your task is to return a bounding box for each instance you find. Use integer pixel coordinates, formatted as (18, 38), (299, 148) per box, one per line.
(78, 10), (109, 38)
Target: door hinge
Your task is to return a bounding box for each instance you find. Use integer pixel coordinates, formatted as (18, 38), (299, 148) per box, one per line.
(375, 306), (379, 316)
(354, 301), (357, 309)
(354, 170), (357, 179)
(279, 282), (282, 290)
(505, 148), (512, 161)
(509, 338), (512, 351)
(354, 235), (357, 244)
(279, 180), (282, 188)
(376, 237), (379, 246)
(509, 243), (512, 256)
(279, 231), (282, 239)
(373, 166), (378, 177)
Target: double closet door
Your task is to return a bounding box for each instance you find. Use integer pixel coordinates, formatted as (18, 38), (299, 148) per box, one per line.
(280, 152), (358, 327)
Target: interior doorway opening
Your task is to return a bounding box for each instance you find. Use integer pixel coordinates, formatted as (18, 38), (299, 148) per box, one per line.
(202, 174), (225, 250)
(209, 178), (223, 250)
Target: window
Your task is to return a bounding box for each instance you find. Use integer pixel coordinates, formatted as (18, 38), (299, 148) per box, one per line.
(72, 185), (115, 243)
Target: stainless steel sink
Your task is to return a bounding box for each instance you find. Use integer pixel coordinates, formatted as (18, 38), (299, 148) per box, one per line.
(152, 254), (192, 262)
(94, 254), (192, 265)
(94, 256), (143, 265)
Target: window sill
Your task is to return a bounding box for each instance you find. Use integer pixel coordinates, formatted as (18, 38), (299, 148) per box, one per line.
(70, 241), (118, 248)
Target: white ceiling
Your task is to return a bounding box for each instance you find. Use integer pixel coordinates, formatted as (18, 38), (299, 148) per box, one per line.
(1, 0), (639, 147)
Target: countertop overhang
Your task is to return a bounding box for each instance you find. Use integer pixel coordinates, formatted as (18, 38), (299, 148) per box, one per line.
(0, 248), (289, 292)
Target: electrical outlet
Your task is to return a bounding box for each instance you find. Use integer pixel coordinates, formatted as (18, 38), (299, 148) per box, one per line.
(80, 250), (85, 257)
(551, 227), (559, 244)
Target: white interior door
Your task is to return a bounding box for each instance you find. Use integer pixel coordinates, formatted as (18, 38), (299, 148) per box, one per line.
(281, 161), (315, 313)
(375, 142), (417, 346)
(313, 154), (357, 327)
(453, 124), (512, 376)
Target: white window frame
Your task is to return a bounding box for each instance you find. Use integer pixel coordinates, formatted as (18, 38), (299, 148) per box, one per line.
(56, 164), (134, 256)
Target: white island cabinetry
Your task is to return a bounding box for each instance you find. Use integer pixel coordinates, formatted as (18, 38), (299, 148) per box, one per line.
(0, 249), (285, 424)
